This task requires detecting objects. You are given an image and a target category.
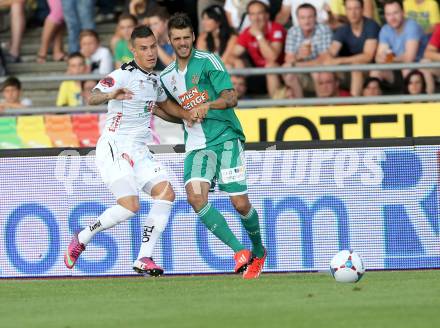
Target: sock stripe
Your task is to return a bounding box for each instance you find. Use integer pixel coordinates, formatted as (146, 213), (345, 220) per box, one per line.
(197, 203), (212, 217)
(241, 207), (256, 220)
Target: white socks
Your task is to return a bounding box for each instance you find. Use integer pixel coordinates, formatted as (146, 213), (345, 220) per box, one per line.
(78, 205), (135, 245)
(136, 200), (172, 259)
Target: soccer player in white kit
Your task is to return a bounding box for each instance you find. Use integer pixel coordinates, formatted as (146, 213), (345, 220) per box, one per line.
(64, 25), (198, 276)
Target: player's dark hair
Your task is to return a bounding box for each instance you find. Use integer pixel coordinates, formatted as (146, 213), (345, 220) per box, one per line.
(247, 0), (270, 14)
(168, 12), (194, 34)
(118, 13), (138, 25)
(146, 6), (170, 21)
(202, 5), (235, 56)
(130, 25), (155, 42)
(296, 3), (317, 17)
(1, 76), (21, 91)
(343, 0), (364, 8)
(383, 0), (403, 10)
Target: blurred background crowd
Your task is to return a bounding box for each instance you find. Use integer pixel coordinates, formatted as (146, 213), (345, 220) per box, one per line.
(1, 0), (440, 110)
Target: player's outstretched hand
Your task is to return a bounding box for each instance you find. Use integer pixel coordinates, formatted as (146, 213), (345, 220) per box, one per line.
(109, 88), (134, 101)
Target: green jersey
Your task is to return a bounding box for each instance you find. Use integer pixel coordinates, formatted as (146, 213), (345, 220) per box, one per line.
(160, 49), (245, 152)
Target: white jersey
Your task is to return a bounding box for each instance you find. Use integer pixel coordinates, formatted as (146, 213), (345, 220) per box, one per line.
(94, 60), (167, 143)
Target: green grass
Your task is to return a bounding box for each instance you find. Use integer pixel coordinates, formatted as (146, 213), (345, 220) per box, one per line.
(0, 271), (439, 328)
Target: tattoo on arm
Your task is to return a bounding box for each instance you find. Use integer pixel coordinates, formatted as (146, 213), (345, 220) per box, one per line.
(88, 89), (110, 106)
(219, 89), (238, 108)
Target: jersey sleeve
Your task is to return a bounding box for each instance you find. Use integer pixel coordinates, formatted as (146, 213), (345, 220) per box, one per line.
(160, 76), (174, 101)
(156, 84), (168, 103)
(94, 69), (125, 93)
(204, 54), (233, 94)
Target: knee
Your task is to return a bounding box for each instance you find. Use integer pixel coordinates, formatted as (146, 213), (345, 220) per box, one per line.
(118, 198), (140, 213)
(187, 193), (207, 212)
(163, 187), (176, 203)
(151, 181), (175, 203)
(231, 199), (251, 216)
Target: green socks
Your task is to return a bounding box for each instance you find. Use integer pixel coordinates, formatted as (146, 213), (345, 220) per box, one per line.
(197, 203), (244, 253)
(240, 207), (265, 258)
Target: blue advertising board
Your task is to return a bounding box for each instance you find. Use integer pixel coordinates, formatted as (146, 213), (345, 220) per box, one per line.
(0, 145), (439, 278)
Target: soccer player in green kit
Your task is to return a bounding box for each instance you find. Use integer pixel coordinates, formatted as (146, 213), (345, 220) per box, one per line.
(160, 13), (266, 279)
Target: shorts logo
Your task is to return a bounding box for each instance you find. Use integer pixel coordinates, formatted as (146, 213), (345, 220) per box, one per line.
(221, 166), (245, 184)
(121, 153), (134, 167)
(100, 76), (115, 88)
(178, 87), (209, 110)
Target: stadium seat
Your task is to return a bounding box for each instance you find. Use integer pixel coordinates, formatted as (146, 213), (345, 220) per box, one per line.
(45, 115), (79, 147)
(72, 114), (100, 147)
(0, 117), (17, 134)
(17, 115), (52, 148)
(0, 117), (24, 148)
(0, 133), (24, 149)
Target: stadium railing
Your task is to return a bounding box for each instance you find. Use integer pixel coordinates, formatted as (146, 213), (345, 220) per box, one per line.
(1, 62), (440, 116)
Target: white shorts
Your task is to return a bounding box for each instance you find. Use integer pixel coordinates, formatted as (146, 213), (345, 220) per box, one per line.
(95, 135), (169, 198)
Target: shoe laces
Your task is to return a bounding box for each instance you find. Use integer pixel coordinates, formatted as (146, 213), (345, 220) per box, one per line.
(247, 258), (263, 274)
(71, 243), (84, 258)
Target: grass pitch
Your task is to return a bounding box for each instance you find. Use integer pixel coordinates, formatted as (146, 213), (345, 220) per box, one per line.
(0, 270), (439, 328)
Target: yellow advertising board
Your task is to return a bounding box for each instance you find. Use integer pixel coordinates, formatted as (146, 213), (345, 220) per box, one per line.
(236, 103), (440, 142)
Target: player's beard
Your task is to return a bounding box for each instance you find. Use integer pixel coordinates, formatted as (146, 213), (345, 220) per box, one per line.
(176, 45), (191, 59)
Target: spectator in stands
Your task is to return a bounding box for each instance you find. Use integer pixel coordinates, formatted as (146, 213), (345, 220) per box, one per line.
(56, 53), (86, 107)
(231, 75), (248, 99)
(81, 80), (97, 105)
(315, 72), (351, 97)
(224, 0), (270, 32)
(423, 23), (440, 83)
(275, 0), (331, 27)
(362, 76), (383, 95)
(2, 0), (26, 63)
(61, 0), (95, 54)
(0, 76), (32, 110)
(403, 69), (427, 93)
(37, 0), (66, 63)
(282, 3), (332, 98)
(323, 0), (380, 96)
(114, 14), (137, 68)
(404, 0), (440, 33)
(79, 30), (113, 75)
(198, 0), (224, 33)
(234, 1), (286, 96)
(145, 6), (175, 70)
(196, 5), (237, 67)
(370, 0), (425, 85)
(329, 0), (381, 29)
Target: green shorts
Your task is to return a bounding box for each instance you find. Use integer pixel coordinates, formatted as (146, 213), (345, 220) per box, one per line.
(184, 139), (247, 195)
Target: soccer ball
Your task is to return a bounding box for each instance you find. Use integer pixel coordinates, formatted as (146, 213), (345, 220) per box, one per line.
(330, 250), (366, 283)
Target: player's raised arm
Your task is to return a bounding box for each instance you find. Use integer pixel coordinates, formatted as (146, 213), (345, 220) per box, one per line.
(88, 88), (134, 105)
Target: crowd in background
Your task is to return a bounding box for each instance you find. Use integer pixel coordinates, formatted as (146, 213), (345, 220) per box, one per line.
(2, 0), (440, 110)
